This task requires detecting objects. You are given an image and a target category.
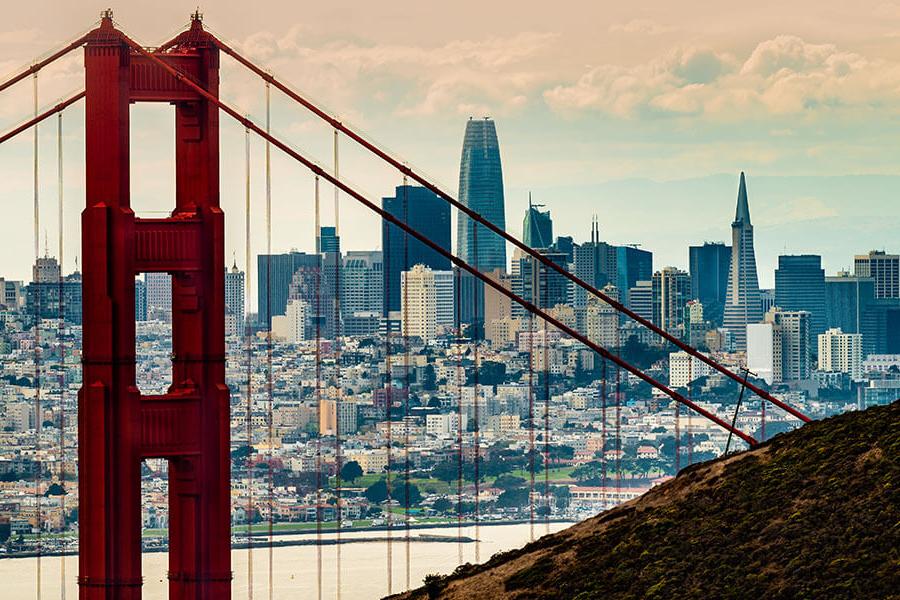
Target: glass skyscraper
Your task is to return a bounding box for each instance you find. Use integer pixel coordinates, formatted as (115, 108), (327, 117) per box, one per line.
(775, 254), (826, 345)
(523, 195), (552, 249)
(457, 117), (506, 271)
(723, 172), (762, 350)
(689, 242), (731, 327)
(382, 185), (451, 315)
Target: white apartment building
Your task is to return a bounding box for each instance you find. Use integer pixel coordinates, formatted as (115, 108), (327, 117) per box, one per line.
(818, 328), (863, 380)
(272, 299), (308, 343)
(668, 351), (712, 389)
(400, 264), (439, 342)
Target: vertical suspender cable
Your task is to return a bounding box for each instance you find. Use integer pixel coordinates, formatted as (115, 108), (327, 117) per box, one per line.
(332, 128), (343, 600)
(401, 178), (411, 591)
(601, 358), (607, 509)
(384, 199), (393, 597)
(264, 81), (274, 600)
(527, 257), (535, 542)
(56, 110), (65, 600)
(314, 175), (323, 600)
(243, 122), (254, 600)
(542, 280), (550, 534)
(760, 391), (766, 442)
(687, 382), (693, 467)
(675, 398), (681, 472)
(615, 365), (621, 505)
(472, 225), (480, 564)
(32, 70), (43, 600)
(454, 268), (463, 565)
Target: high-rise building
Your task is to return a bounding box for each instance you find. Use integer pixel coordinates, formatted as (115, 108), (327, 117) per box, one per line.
(775, 255), (825, 344)
(26, 260), (82, 324)
(585, 286), (620, 348)
(225, 263), (245, 337)
(523, 195), (552, 249)
(616, 245), (653, 304)
(689, 242), (731, 326)
(628, 280), (653, 323)
(145, 272), (172, 321)
(748, 308), (811, 383)
(341, 251), (383, 335)
(652, 267), (691, 337)
(668, 351), (713, 389)
(825, 273), (875, 335)
(775, 309), (811, 381)
(400, 264), (439, 342)
(319, 398), (359, 436)
(382, 185), (451, 316)
(457, 117), (506, 272)
(512, 247), (570, 315)
(854, 250), (899, 299)
(723, 172), (763, 350)
(760, 288), (776, 315)
(317, 226), (340, 254)
(747, 321), (781, 385)
(573, 218), (617, 309)
(818, 328), (863, 380)
(135, 277), (147, 321)
(0, 278), (24, 309)
(271, 298), (308, 343)
(33, 255), (61, 283)
(257, 251), (320, 329)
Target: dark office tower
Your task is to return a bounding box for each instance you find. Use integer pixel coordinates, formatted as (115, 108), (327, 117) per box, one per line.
(775, 255), (826, 344)
(854, 250), (899, 299)
(616, 245), (653, 306)
(512, 249), (570, 313)
(317, 226), (340, 254)
(723, 172), (762, 350)
(573, 218), (617, 308)
(826, 272), (876, 352)
(457, 117), (506, 271)
(257, 251), (320, 328)
(134, 277), (147, 321)
(652, 267), (691, 337)
(689, 242), (731, 327)
(382, 185), (451, 315)
(523, 194), (552, 249)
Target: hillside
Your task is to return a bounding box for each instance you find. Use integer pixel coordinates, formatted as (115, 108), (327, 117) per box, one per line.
(395, 401), (900, 600)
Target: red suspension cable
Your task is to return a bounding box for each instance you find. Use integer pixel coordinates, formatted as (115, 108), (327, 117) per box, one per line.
(124, 39), (757, 447)
(209, 34), (809, 426)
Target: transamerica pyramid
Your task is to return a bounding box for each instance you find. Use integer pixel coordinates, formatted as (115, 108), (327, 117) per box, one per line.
(723, 172), (763, 350)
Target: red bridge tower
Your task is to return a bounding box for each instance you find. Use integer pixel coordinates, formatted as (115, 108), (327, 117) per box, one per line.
(78, 13), (231, 599)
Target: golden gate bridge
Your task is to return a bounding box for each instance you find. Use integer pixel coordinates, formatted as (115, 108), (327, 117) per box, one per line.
(0, 10), (810, 599)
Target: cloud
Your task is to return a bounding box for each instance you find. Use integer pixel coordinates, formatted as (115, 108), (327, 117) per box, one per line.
(230, 29), (558, 118)
(544, 34), (900, 119)
(608, 19), (674, 35)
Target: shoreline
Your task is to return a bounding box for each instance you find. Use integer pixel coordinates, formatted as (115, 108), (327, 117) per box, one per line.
(0, 518), (576, 559)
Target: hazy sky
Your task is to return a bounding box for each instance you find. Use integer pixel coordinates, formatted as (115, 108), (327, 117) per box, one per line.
(0, 1), (898, 295)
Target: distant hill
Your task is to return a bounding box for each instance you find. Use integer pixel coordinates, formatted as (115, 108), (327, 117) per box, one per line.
(394, 401), (900, 600)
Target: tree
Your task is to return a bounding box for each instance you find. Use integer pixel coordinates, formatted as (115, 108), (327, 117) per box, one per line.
(392, 480), (423, 507)
(536, 504), (552, 517)
(422, 364), (437, 391)
(493, 474), (526, 491)
(340, 461), (364, 484)
(476, 360), (507, 386)
(433, 497), (453, 514)
(552, 485), (571, 509)
(432, 461), (460, 484)
(364, 479), (388, 504)
(44, 482), (66, 497)
(496, 487), (530, 508)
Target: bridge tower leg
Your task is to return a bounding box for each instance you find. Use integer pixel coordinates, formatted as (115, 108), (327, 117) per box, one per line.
(78, 13), (231, 599)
